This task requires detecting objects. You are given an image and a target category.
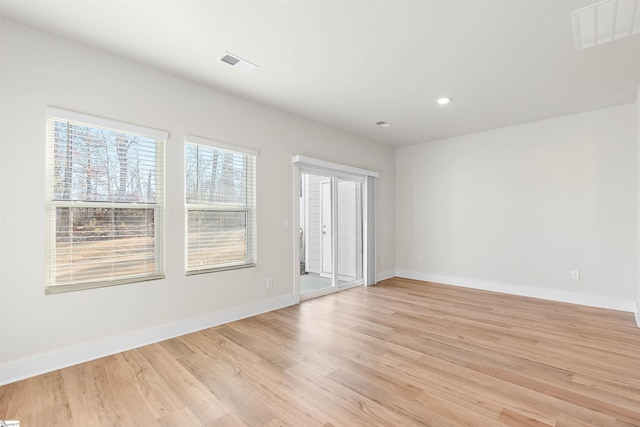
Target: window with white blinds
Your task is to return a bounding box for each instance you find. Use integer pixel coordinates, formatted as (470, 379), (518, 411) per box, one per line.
(185, 135), (257, 274)
(45, 107), (166, 293)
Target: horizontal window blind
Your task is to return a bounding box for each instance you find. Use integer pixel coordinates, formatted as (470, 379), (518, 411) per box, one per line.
(185, 136), (257, 273)
(46, 108), (166, 293)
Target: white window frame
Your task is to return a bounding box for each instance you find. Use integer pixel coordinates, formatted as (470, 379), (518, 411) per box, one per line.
(45, 107), (167, 294)
(184, 135), (258, 274)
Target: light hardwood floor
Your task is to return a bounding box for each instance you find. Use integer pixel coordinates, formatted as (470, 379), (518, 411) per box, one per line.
(2, 277), (640, 426)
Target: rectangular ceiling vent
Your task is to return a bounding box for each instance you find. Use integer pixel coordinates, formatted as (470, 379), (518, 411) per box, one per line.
(375, 120), (391, 128)
(572, 0), (640, 50)
(220, 52), (258, 73)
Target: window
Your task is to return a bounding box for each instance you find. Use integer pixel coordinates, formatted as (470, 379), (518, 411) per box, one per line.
(46, 108), (166, 293)
(185, 135), (257, 273)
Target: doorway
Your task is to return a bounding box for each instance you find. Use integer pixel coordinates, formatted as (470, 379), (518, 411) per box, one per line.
(299, 172), (363, 297)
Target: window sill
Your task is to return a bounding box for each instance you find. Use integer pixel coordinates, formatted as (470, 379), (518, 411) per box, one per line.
(186, 263), (256, 276)
(45, 274), (165, 295)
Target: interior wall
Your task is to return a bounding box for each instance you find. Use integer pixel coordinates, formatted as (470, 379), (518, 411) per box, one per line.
(0, 16), (5, 377)
(637, 86), (640, 323)
(0, 19), (395, 380)
(396, 105), (637, 310)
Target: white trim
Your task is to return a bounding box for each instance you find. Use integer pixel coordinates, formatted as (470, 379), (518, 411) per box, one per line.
(292, 155), (379, 178)
(292, 166), (302, 296)
(363, 176), (376, 286)
(376, 269), (396, 282)
(46, 106), (168, 139)
(331, 178), (338, 284)
(0, 293), (298, 386)
(635, 302), (640, 327)
(395, 269), (637, 313)
(362, 178), (370, 285)
(186, 134), (259, 156)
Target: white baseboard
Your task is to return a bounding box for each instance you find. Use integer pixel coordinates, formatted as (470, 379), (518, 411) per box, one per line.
(375, 269), (395, 282)
(395, 269), (637, 313)
(635, 303), (640, 328)
(0, 293), (299, 386)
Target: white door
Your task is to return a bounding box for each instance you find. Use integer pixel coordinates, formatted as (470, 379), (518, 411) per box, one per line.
(337, 180), (357, 280)
(321, 181), (332, 275)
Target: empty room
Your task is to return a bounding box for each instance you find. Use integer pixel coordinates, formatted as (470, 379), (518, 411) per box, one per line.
(1, 0), (640, 426)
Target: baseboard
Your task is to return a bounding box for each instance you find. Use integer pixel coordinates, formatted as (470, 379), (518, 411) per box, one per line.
(0, 293), (299, 386)
(395, 269), (637, 313)
(375, 269), (396, 282)
(635, 302), (640, 328)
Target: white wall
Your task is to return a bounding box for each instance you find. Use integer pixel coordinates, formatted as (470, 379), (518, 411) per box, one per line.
(0, 19), (395, 384)
(396, 105), (637, 311)
(637, 86), (640, 325)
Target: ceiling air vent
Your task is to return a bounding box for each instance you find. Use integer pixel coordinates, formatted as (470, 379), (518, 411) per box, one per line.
(220, 52), (258, 73)
(572, 0), (640, 50)
(375, 121), (391, 128)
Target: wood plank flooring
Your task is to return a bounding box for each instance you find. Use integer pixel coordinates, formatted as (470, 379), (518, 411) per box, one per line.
(2, 277), (640, 426)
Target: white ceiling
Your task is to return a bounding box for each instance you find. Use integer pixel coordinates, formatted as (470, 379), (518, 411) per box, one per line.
(1, 0), (640, 146)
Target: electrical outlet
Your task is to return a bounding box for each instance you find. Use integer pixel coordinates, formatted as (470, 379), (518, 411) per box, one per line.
(417, 255), (423, 264)
(266, 278), (273, 289)
(571, 270), (580, 280)
(282, 218), (289, 228)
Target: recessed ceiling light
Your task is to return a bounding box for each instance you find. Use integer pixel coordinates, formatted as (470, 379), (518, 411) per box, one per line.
(375, 120), (391, 128)
(436, 97), (452, 105)
(220, 52), (258, 73)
